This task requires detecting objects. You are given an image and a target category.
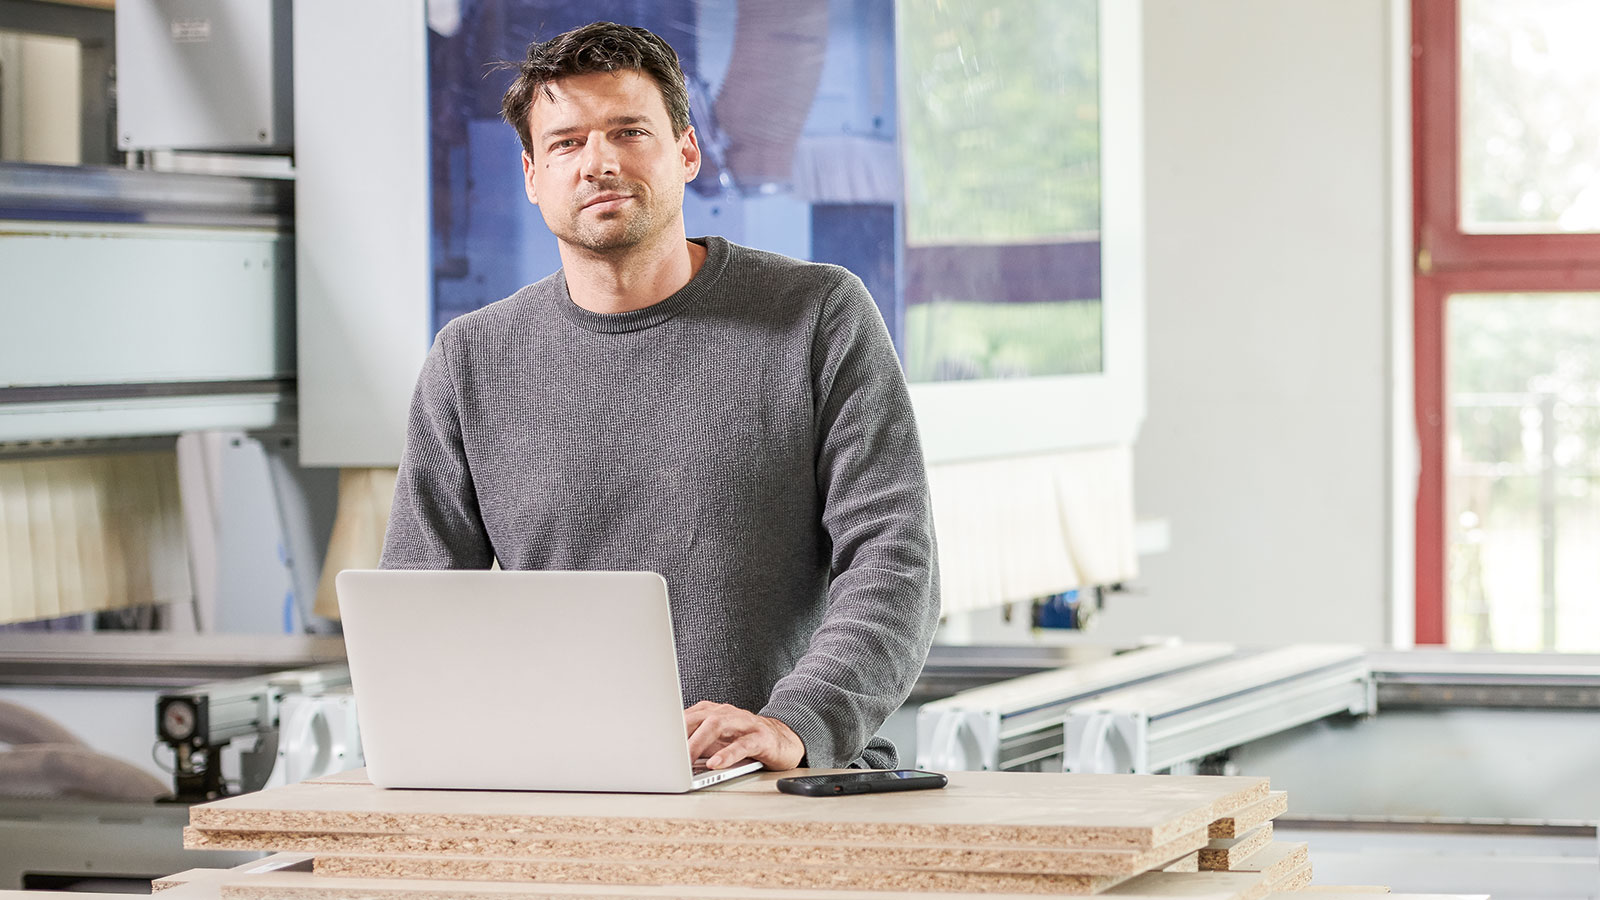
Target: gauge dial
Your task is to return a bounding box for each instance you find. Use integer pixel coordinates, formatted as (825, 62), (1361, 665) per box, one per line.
(161, 701), (197, 742)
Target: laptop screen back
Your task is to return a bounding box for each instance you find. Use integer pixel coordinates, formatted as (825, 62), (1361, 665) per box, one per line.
(336, 569), (700, 792)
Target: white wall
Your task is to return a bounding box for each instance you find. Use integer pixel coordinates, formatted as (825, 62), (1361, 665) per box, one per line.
(1096, 0), (1399, 647)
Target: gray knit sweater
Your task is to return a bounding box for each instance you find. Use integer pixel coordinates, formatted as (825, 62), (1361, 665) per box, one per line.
(380, 236), (940, 768)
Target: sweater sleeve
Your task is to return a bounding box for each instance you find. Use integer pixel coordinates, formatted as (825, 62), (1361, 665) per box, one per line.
(380, 331), (496, 569)
(758, 272), (941, 768)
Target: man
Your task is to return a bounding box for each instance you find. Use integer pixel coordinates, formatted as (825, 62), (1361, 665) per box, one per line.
(381, 21), (938, 771)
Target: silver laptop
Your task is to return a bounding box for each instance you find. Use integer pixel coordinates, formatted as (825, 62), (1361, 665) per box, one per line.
(335, 569), (762, 792)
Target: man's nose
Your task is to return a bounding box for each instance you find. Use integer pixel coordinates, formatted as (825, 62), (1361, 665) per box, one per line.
(580, 136), (620, 179)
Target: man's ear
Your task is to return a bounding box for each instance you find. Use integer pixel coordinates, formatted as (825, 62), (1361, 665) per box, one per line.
(521, 150), (539, 205)
(680, 126), (702, 184)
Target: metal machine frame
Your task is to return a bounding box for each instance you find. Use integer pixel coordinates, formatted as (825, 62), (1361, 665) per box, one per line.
(915, 642), (1235, 771)
(917, 643), (1375, 775)
(156, 664), (350, 802)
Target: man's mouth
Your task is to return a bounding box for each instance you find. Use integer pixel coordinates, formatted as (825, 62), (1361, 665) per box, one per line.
(582, 192), (633, 212)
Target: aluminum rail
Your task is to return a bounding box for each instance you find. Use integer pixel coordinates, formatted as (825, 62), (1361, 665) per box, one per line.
(1062, 645), (1373, 774)
(1370, 649), (1600, 710)
(0, 633), (346, 688)
(915, 643), (1237, 771)
(908, 643), (1121, 701)
(0, 163), (291, 229)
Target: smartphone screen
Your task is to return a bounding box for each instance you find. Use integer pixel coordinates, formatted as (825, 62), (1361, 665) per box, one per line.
(807, 771), (940, 785)
(777, 769), (948, 796)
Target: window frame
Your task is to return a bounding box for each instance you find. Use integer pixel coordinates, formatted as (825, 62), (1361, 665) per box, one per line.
(1412, 0), (1600, 644)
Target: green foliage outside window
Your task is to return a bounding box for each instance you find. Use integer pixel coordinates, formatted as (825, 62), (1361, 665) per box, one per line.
(1460, 0), (1600, 233)
(897, 0), (1103, 383)
(905, 300), (1101, 382)
(898, 0), (1099, 245)
(1449, 294), (1600, 652)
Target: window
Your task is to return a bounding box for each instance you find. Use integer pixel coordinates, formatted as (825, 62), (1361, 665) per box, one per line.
(898, 0), (1102, 382)
(1414, 0), (1600, 649)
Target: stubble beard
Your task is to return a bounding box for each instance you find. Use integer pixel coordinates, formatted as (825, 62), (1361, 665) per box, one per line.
(562, 180), (660, 255)
(569, 209), (652, 253)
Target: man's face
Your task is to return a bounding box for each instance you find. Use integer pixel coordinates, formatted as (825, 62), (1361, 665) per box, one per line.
(521, 70), (700, 255)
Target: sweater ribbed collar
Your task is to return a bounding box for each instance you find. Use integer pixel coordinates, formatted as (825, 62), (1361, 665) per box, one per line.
(554, 236), (728, 334)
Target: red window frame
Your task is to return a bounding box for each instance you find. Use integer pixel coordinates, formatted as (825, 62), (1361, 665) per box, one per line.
(1412, 0), (1600, 643)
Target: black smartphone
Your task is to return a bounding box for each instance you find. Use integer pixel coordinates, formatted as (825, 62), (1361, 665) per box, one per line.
(775, 769), (948, 797)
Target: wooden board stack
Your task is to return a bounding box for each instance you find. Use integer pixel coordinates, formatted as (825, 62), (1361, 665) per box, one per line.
(171, 768), (1404, 900)
(1189, 792), (1313, 889)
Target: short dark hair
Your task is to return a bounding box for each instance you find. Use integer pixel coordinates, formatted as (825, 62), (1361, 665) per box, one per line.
(500, 21), (691, 158)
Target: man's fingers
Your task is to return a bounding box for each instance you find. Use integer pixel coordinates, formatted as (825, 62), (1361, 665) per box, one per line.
(707, 732), (767, 769)
(686, 718), (716, 760)
(683, 700), (730, 735)
(687, 716), (738, 761)
(685, 701), (750, 737)
(684, 703), (792, 769)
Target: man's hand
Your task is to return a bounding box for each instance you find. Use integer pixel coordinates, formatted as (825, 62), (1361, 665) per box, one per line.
(684, 700), (805, 771)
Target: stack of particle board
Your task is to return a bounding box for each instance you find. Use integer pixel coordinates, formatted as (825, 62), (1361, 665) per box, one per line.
(173, 768), (1337, 899)
(140, 874), (1490, 900)
(1192, 792), (1313, 890)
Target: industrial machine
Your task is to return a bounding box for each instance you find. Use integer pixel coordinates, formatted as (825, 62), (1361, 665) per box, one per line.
(0, 633), (343, 891)
(156, 664), (357, 802)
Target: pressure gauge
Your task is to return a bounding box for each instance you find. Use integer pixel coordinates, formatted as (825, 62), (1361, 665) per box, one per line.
(160, 698), (198, 743)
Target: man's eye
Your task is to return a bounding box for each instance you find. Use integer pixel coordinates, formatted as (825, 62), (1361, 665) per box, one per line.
(552, 139), (578, 150)
(621, 129), (645, 137)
